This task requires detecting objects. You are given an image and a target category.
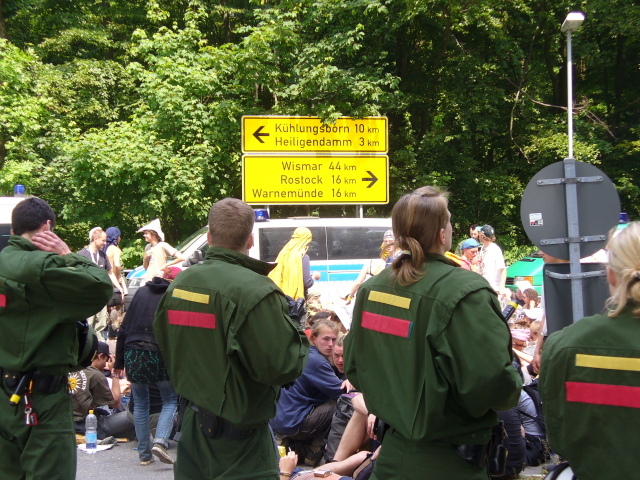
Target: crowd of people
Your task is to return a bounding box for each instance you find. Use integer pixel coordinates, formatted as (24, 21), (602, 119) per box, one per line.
(1, 192), (638, 480)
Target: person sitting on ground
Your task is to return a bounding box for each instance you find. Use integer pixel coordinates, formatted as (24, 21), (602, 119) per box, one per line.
(325, 334), (368, 464)
(271, 319), (351, 466)
(331, 333), (347, 380)
(279, 450), (375, 480)
(524, 321), (542, 357)
(69, 342), (134, 440)
(328, 393), (379, 465)
(307, 291), (323, 316)
(522, 288), (540, 310)
(496, 385), (547, 479)
(511, 328), (533, 385)
(345, 230), (395, 305)
(305, 310), (347, 340)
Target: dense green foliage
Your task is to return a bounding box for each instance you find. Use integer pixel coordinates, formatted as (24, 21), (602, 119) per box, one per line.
(1, 0), (638, 264)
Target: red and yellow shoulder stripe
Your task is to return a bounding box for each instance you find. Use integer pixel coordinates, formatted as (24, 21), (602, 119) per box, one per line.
(566, 353), (640, 408)
(167, 288), (216, 329)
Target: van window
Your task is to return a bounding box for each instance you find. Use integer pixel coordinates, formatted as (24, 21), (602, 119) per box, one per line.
(259, 227), (327, 262)
(327, 226), (389, 261)
(0, 224), (11, 252)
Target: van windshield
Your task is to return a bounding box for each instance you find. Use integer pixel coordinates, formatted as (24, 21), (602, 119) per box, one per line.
(328, 227), (389, 260)
(258, 225), (389, 262)
(260, 227), (327, 262)
(175, 226), (208, 253)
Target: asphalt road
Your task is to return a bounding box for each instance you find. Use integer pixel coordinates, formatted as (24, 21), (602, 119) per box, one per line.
(76, 438), (177, 480)
(75, 438), (547, 479)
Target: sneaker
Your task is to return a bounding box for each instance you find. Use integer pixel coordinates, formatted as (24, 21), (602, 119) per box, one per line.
(152, 443), (174, 465)
(304, 444), (324, 467)
(97, 436), (117, 445)
(140, 457), (155, 466)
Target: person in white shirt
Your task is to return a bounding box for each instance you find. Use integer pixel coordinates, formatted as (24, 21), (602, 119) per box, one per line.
(477, 224), (508, 299)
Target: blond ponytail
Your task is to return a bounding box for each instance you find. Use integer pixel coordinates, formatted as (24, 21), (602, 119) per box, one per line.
(605, 222), (640, 318)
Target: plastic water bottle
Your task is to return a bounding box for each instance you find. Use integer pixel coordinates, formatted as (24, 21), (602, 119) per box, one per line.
(85, 410), (98, 454)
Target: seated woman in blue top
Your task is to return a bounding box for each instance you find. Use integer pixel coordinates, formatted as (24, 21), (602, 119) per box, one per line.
(272, 318), (350, 467)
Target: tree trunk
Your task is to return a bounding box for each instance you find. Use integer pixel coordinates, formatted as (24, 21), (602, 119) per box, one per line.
(0, 0), (7, 39)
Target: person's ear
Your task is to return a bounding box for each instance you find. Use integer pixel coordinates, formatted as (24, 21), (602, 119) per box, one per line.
(246, 233), (254, 250)
(439, 228), (446, 245)
(606, 266), (618, 288)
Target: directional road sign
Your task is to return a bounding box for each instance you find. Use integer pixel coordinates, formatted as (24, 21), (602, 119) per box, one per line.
(242, 116), (388, 154)
(242, 155), (388, 205)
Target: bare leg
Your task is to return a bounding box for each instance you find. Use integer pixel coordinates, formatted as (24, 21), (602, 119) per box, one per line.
(333, 394), (369, 461)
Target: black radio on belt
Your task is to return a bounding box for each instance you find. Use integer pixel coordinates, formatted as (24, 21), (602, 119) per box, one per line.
(455, 421), (507, 477)
(2, 370), (21, 390)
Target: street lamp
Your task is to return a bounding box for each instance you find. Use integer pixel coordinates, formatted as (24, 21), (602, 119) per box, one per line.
(560, 11), (586, 323)
(561, 12), (585, 158)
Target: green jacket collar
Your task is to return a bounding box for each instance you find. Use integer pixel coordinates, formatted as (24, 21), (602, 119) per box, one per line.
(205, 247), (275, 276)
(8, 235), (39, 251)
(425, 252), (460, 268)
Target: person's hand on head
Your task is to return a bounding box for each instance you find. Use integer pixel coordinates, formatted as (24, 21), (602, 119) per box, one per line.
(30, 230), (71, 256)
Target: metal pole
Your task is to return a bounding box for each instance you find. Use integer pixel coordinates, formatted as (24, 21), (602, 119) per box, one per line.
(563, 159), (584, 322)
(567, 30), (574, 159)
(564, 29), (583, 323)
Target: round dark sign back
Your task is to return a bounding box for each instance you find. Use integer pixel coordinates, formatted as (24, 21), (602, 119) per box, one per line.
(520, 160), (620, 260)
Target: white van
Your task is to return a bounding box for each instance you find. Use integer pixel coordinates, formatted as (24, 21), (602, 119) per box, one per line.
(126, 216), (392, 327)
(0, 197), (23, 252)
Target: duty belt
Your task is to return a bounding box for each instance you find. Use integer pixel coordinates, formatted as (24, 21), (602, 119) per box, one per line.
(190, 404), (257, 440)
(1, 368), (68, 396)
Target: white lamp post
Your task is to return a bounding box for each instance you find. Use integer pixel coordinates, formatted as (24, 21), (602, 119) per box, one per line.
(561, 12), (585, 159)
(560, 11), (586, 323)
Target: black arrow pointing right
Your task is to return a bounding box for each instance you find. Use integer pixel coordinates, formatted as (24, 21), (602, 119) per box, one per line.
(362, 171), (378, 188)
(253, 126), (270, 143)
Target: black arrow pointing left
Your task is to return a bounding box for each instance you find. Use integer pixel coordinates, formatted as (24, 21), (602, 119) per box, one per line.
(362, 171), (378, 188)
(253, 126), (270, 143)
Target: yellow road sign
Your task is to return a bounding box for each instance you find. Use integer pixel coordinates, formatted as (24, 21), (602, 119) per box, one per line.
(243, 155), (389, 205)
(242, 116), (388, 154)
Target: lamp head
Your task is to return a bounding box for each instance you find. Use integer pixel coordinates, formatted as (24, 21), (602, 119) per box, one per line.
(562, 12), (585, 32)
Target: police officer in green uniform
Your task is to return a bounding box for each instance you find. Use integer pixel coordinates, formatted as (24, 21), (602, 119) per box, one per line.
(0, 197), (113, 480)
(541, 222), (640, 480)
(154, 198), (309, 480)
(344, 186), (521, 480)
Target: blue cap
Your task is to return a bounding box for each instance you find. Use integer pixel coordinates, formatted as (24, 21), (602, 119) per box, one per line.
(461, 238), (480, 250)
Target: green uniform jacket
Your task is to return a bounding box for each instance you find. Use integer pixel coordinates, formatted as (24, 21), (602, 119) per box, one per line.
(154, 247), (309, 427)
(345, 254), (521, 445)
(0, 235), (113, 376)
(540, 305), (640, 480)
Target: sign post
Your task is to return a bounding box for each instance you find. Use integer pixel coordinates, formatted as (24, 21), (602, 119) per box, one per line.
(242, 155), (388, 205)
(520, 160), (620, 330)
(242, 116), (388, 154)
(241, 116), (389, 206)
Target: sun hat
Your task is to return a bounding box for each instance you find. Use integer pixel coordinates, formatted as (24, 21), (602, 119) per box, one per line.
(460, 238), (480, 250)
(137, 218), (165, 242)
